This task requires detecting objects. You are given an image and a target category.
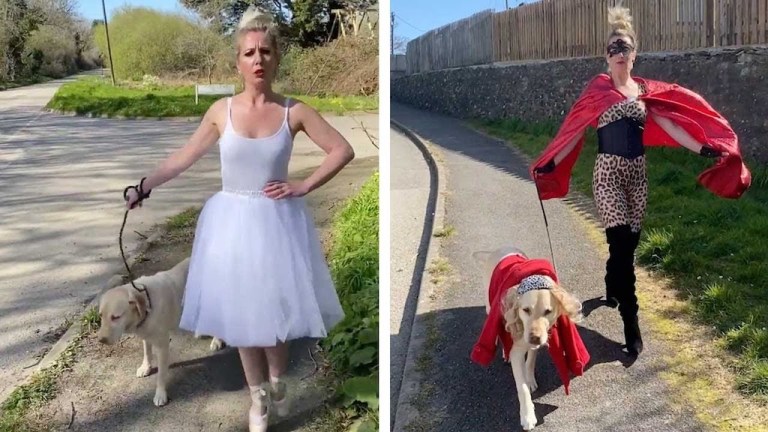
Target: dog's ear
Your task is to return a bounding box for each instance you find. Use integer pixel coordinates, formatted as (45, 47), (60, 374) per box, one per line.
(127, 289), (149, 321)
(551, 284), (583, 322)
(501, 285), (524, 340)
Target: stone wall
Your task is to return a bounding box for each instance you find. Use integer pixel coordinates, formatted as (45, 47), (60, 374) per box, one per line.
(392, 46), (768, 165)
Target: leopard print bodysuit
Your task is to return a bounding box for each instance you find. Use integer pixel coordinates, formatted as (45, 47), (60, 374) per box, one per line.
(593, 83), (648, 233)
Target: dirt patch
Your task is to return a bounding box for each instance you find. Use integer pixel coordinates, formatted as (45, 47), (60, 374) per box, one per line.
(20, 156), (378, 431)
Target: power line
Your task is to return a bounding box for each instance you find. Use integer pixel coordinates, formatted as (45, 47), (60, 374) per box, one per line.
(393, 13), (425, 34)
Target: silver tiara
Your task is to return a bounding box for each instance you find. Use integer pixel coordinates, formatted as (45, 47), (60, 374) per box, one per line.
(517, 275), (554, 296)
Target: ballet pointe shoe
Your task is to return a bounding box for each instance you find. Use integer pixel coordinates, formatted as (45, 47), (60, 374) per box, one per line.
(249, 384), (269, 432)
(270, 376), (290, 417)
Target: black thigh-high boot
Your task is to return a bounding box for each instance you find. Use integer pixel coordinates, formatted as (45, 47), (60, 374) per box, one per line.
(620, 229), (643, 356)
(604, 225), (631, 308)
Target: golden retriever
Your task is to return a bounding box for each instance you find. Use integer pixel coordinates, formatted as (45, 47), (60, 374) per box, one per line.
(96, 257), (225, 406)
(475, 247), (582, 430)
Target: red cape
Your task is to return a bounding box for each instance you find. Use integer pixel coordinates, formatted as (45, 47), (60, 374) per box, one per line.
(530, 73), (751, 200)
(470, 254), (590, 395)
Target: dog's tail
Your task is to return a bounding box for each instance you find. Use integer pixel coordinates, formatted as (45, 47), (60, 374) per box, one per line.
(473, 250), (507, 315)
(472, 247), (526, 270)
(471, 250), (494, 264)
(474, 248), (528, 314)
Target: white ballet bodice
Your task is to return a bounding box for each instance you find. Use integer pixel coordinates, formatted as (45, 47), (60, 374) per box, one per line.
(219, 97), (293, 195)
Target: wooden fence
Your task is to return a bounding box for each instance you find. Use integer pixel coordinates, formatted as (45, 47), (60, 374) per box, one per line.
(405, 10), (494, 74)
(405, 0), (768, 73)
(716, 0), (768, 45)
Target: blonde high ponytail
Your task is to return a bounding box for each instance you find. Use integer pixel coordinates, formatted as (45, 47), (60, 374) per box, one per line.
(235, 5), (281, 61)
(607, 4), (637, 46)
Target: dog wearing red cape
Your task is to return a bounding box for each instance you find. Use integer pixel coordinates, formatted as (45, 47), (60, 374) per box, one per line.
(471, 247), (589, 431)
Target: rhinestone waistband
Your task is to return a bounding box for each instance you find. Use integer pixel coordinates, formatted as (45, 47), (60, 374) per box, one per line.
(221, 188), (268, 197)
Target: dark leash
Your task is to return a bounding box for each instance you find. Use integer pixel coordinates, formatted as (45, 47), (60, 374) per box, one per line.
(533, 176), (558, 275)
(120, 177), (153, 313)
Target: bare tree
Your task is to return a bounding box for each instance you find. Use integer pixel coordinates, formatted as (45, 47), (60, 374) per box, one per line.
(393, 34), (407, 54)
(175, 27), (228, 83)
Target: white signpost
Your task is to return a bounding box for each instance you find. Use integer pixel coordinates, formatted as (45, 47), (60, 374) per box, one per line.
(195, 84), (236, 104)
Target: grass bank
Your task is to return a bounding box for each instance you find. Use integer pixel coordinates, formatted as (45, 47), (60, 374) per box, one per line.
(473, 118), (768, 399)
(0, 75), (55, 91)
(317, 171), (379, 431)
(46, 77), (378, 118)
(0, 310), (100, 432)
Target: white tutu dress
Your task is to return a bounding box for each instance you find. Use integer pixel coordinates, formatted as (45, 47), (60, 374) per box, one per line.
(179, 97), (345, 347)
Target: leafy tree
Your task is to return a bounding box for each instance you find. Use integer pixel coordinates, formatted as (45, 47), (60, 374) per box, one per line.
(1, 0), (90, 80)
(179, 0), (287, 34)
(179, 0), (378, 46)
(289, 0), (326, 47)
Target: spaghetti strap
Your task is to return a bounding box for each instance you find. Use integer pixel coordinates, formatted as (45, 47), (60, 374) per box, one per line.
(284, 97), (290, 124)
(226, 97), (233, 130)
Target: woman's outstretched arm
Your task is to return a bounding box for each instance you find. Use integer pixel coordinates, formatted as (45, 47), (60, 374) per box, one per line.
(651, 113), (727, 158)
(125, 99), (224, 208)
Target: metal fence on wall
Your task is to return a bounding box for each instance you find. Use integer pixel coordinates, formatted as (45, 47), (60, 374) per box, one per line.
(405, 0), (768, 74)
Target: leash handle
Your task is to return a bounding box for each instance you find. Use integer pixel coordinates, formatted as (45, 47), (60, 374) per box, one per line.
(533, 176), (558, 275)
(123, 177), (152, 209)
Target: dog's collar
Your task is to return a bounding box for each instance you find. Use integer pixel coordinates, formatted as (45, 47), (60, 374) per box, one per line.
(135, 311), (150, 329)
(132, 288), (151, 330)
(517, 275), (554, 296)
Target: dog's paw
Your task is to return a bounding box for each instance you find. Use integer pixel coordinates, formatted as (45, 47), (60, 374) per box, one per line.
(520, 411), (537, 431)
(136, 363), (153, 378)
(153, 389), (168, 407)
(209, 337), (225, 351)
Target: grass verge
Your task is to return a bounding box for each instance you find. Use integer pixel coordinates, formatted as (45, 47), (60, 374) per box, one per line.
(0, 311), (98, 432)
(0, 75), (53, 91)
(472, 117), (768, 400)
(316, 171), (379, 431)
(46, 77), (378, 117)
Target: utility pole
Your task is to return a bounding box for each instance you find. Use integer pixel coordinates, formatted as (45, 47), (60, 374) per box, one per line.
(390, 12), (395, 55)
(101, 0), (116, 86)
(505, 0), (509, 9)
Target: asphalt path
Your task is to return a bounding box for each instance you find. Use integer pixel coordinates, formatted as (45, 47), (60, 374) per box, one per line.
(391, 102), (703, 432)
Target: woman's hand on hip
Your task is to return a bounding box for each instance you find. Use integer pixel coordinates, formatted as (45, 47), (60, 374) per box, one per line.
(263, 180), (309, 199)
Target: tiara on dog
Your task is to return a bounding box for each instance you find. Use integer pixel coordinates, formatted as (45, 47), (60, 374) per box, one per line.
(517, 275), (554, 296)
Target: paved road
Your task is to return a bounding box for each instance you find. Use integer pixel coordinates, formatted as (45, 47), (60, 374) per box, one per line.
(0, 75), (379, 402)
(389, 127), (431, 421)
(391, 102), (703, 432)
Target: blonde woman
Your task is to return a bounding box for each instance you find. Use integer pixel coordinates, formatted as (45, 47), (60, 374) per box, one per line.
(532, 6), (750, 357)
(124, 6), (355, 430)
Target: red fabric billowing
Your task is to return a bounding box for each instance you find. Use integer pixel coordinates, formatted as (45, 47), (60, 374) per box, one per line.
(530, 73), (751, 200)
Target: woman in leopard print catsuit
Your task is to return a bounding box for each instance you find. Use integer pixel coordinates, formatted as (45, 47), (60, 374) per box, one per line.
(535, 6), (725, 357)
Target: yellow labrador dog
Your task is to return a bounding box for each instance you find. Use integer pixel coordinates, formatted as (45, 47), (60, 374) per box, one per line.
(473, 247), (583, 431)
(96, 257), (225, 406)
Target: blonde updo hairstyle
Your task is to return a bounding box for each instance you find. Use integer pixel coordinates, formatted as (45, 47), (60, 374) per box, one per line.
(235, 6), (281, 63)
(607, 5), (637, 47)
(605, 5), (637, 73)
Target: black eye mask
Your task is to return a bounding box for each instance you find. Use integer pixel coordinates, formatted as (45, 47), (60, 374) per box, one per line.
(607, 39), (634, 57)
